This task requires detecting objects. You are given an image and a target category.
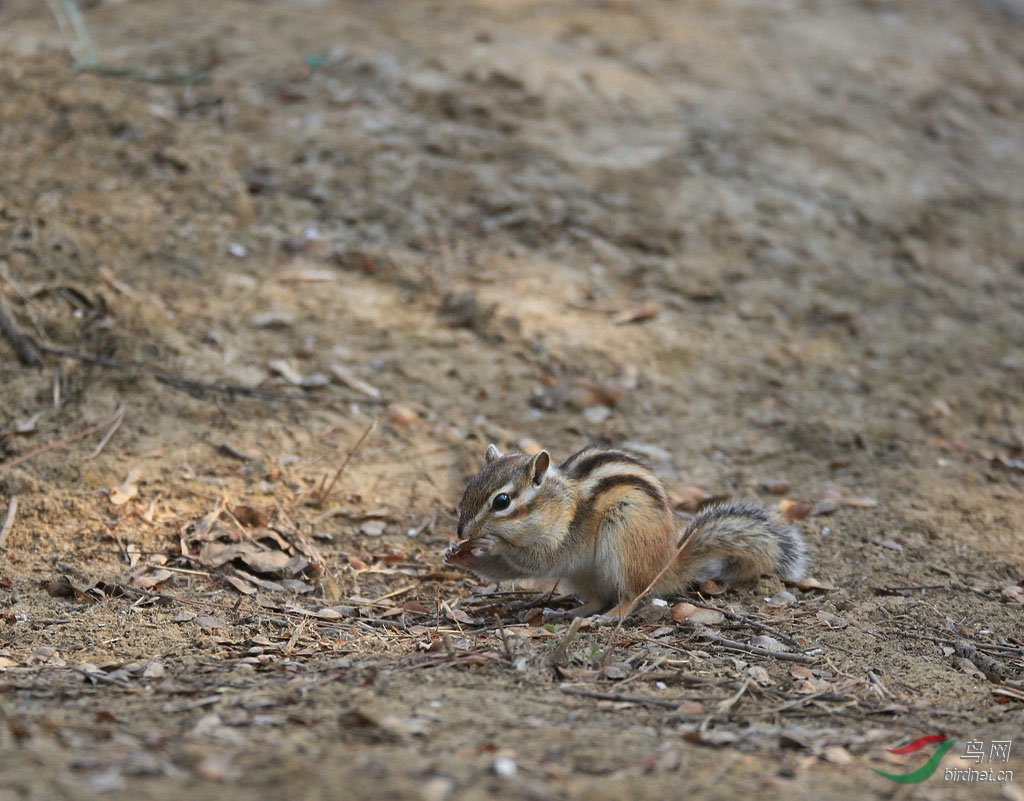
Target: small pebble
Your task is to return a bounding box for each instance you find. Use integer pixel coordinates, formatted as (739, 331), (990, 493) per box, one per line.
(493, 756), (517, 778)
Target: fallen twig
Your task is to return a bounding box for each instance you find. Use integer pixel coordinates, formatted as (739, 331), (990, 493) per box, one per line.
(694, 629), (818, 664)
(40, 346), (315, 401)
(311, 417), (378, 508)
(548, 616), (584, 666)
(0, 497), (17, 550)
(84, 403), (127, 460)
(283, 619), (309, 655)
(0, 418), (109, 473)
(558, 684), (684, 710)
(698, 603), (806, 651)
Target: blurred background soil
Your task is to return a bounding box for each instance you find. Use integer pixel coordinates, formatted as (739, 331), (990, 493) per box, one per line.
(0, 1), (1022, 799)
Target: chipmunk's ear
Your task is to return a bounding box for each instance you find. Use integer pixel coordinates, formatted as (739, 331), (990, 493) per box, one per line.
(484, 444), (502, 463)
(530, 451), (551, 486)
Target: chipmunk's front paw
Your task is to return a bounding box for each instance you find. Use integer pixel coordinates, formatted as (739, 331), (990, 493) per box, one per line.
(444, 536), (492, 565)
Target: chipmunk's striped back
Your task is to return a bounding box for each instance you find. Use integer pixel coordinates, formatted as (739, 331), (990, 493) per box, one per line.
(560, 446), (669, 509)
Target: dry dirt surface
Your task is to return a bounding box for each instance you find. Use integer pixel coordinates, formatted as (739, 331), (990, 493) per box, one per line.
(1, 1), (1023, 799)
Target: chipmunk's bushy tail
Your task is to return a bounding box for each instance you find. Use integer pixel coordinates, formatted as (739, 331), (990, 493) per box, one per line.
(670, 501), (807, 587)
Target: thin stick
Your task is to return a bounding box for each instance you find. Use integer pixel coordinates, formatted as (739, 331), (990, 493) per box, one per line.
(283, 619), (308, 655)
(692, 601), (805, 651)
(694, 629), (818, 664)
(558, 685), (684, 710)
(0, 497), (17, 550)
(40, 346), (312, 401)
(714, 679), (751, 715)
(0, 298), (43, 367)
(84, 403), (127, 460)
(44, 0), (98, 67)
(494, 613), (512, 661)
(0, 419), (108, 473)
(548, 616), (584, 666)
(311, 418), (378, 507)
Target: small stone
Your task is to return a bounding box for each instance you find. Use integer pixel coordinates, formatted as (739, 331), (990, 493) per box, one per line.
(492, 756), (517, 778)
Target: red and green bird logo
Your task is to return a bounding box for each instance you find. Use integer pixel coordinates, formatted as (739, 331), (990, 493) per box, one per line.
(873, 735), (959, 784)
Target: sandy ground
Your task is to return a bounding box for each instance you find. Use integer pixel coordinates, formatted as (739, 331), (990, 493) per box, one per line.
(0, 1), (1022, 799)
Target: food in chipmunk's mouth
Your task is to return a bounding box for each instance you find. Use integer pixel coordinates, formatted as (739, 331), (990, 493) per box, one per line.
(443, 539), (475, 565)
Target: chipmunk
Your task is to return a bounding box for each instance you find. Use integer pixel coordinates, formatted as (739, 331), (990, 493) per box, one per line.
(446, 444), (807, 617)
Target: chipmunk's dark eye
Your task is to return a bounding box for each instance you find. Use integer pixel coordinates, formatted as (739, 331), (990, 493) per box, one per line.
(491, 493), (511, 512)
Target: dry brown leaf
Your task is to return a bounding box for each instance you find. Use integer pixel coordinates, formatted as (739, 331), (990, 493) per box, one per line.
(810, 496), (839, 516)
(229, 504), (268, 527)
(187, 521), (234, 544)
(791, 576), (833, 591)
(239, 550), (292, 575)
(670, 486), (709, 512)
(523, 608), (545, 627)
(130, 570), (173, 590)
(573, 380), (624, 408)
(253, 526), (292, 551)
(779, 498), (813, 521)
(822, 746), (853, 764)
(611, 301), (661, 325)
(198, 541), (261, 568)
(125, 542), (141, 568)
(790, 665), (831, 693)
(387, 403), (420, 426)
(28, 647), (65, 667)
(670, 602), (725, 625)
(446, 607), (477, 625)
(1000, 585), (1023, 605)
(109, 469), (142, 506)
(281, 579), (316, 594)
(749, 635), (788, 652)
(680, 729), (739, 747)
(232, 568), (284, 591)
(748, 665), (773, 686)
(953, 657), (986, 680)
(675, 701), (706, 716)
(195, 616), (228, 632)
(223, 575), (257, 595)
(815, 610), (847, 628)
